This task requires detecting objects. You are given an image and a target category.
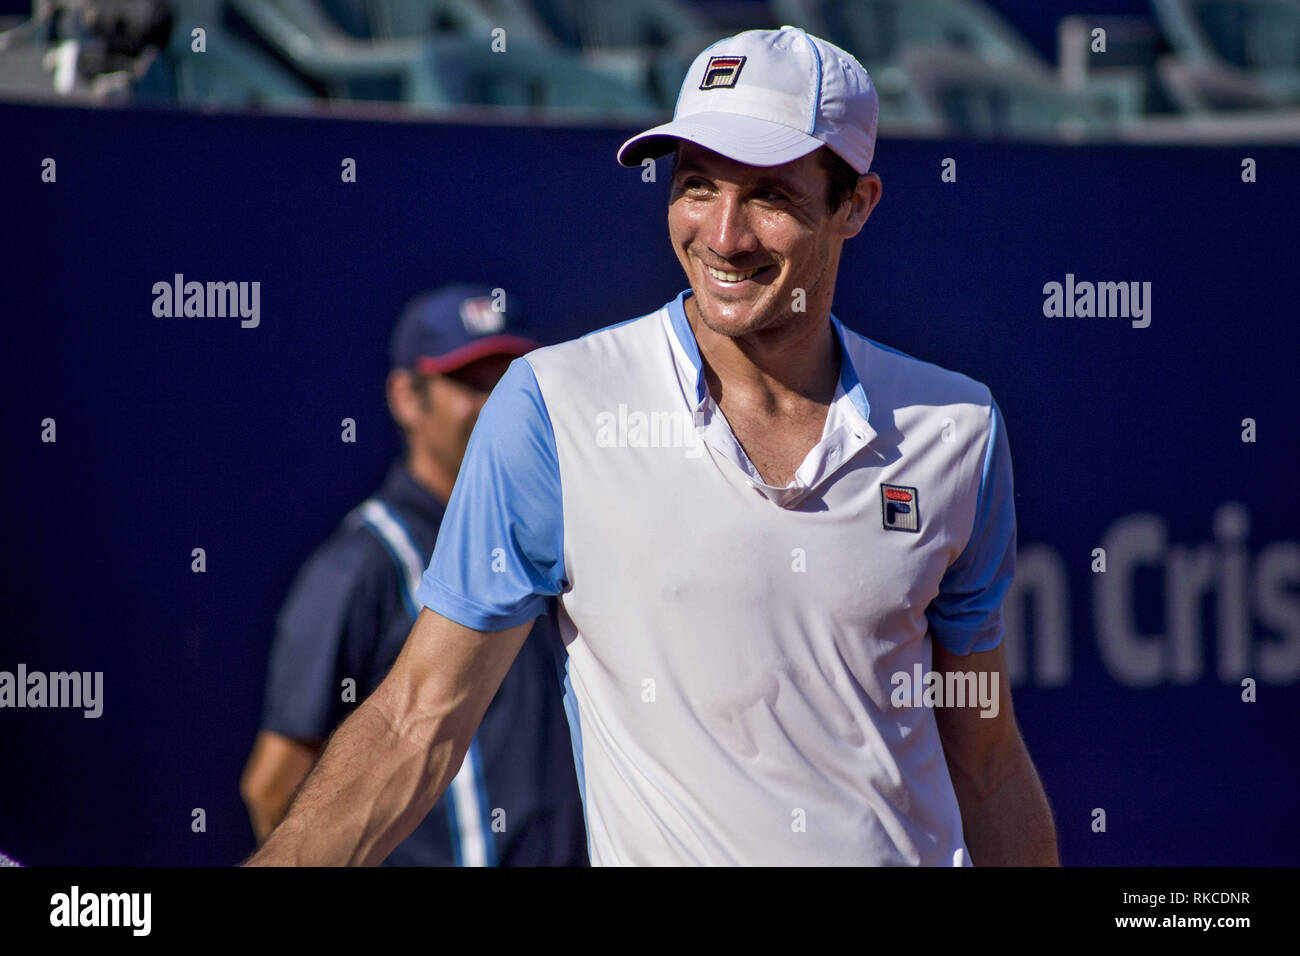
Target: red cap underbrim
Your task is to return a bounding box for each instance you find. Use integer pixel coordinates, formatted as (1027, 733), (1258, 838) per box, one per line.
(413, 335), (540, 375)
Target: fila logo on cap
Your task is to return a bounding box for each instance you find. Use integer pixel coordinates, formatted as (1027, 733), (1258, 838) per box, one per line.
(700, 55), (746, 90)
(881, 484), (920, 533)
(460, 296), (505, 334)
(617, 28), (878, 176)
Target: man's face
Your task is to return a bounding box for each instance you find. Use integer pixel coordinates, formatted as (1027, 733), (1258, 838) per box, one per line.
(399, 353), (515, 474)
(667, 142), (865, 339)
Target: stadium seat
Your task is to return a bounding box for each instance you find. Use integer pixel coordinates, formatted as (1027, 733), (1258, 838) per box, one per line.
(1056, 14), (1171, 115)
(525, 0), (710, 50)
(222, 0), (444, 103)
(221, 0), (662, 114)
(354, 0), (549, 45)
(772, 0), (1049, 130)
(901, 47), (1133, 137)
(1155, 52), (1290, 109)
(147, 24), (318, 105)
(420, 34), (658, 115)
(517, 0), (728, 110)
(1151, 0), (1300, 106)
(773, 0), (1048, 71)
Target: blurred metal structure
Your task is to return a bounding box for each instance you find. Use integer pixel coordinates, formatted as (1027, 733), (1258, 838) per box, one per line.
(208, 0), (658, 113)
(0, 0), (1298, 140)
(1151, 0), (1300, 109)
(902, 46), (1137, 137)
(1058, 14), (1171, 116)
(773, 0), (1047, 129)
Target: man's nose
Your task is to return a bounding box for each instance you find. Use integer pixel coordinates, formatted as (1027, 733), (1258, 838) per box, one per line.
(703, 191), (759, 261)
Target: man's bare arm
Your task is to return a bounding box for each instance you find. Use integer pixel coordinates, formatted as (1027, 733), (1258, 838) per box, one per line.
(240, 731), (323, 844)
(244, 608), (532, 866)
(932, 637), (1059, 866)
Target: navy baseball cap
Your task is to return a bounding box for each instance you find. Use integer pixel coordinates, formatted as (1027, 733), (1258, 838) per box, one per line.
(390, 284), (540, 375)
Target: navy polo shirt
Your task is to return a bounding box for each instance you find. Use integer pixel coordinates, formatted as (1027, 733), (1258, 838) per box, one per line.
(260, 459), (588, 866)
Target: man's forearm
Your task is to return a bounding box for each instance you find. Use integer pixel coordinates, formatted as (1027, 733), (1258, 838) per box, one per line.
(243, 694), (459, 867)
(950, 734), (1059, 866)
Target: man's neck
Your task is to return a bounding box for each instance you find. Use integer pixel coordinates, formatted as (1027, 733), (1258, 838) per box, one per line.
(685, 294), (841, 414)
(403, 453), (454, 507)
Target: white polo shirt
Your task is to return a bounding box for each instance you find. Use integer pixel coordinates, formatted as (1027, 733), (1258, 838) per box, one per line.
(415, 289), (1017, 866)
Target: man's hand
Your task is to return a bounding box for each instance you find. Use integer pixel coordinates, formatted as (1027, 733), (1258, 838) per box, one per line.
(243, 609), (533, 866)
(240, 731), (323, 844)
(931, 637), (1059, 866)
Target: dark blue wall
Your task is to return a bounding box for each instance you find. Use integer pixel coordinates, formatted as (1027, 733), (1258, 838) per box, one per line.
(2, 100), (1296, 865)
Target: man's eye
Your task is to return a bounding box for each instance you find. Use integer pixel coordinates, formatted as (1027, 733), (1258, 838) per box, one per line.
(755, 188), (788, 202)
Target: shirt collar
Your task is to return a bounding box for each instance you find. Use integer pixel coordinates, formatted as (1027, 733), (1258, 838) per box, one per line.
(662, 289), (877, 507)
(664, 288), (871, 423)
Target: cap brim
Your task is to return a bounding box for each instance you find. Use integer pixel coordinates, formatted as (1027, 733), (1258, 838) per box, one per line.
(414, 335), (540, 375)
(617, 112), (823, 169)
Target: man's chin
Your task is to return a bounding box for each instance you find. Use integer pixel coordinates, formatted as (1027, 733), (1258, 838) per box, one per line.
(692, 289), (782, 339)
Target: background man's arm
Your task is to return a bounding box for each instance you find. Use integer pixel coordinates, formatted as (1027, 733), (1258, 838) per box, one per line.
(244, 608), (532, 866)
(932, 637), (1059, 866)
(240, 731), (323, 844)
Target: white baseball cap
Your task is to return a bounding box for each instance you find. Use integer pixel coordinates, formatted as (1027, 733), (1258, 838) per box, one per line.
(617, 26), (879, 175)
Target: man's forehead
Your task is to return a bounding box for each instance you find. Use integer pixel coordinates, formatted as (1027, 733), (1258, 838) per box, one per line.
(673, 141), (818, 184)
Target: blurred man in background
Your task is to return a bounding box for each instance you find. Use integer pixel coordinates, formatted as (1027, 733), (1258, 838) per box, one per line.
(241, 284), (588, 866)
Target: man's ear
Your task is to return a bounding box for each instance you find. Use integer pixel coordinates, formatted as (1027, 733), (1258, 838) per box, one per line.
(841, 172), (883, 239)
(387, 368), (418, 431)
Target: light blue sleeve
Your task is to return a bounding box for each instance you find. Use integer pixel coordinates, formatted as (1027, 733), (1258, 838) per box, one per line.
(414, 357), (566, 631)
(925, 399), (1017, 655)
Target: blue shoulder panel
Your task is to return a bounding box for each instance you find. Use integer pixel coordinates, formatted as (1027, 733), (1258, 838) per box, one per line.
(415, 358), (566, 631)
(925, 399), (1017, 655)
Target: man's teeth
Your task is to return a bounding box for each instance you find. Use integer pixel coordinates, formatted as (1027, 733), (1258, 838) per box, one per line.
(706, 264), (763, 282)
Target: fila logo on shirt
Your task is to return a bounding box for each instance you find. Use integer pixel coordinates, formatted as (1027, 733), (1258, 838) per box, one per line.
(881, 484), (920, 533)
(700, 55), (746, 90)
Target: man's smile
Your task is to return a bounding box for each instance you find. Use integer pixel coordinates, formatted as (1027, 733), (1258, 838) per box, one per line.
(699, 261), (777, 285)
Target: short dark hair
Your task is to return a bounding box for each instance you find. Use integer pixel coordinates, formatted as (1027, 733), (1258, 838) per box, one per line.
(816, 146), (863, 213)
(670, 143), (861, 213)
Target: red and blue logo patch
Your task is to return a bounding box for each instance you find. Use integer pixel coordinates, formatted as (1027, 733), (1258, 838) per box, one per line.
(700, 55), (746, 90)
(881, 484), (920, 533)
